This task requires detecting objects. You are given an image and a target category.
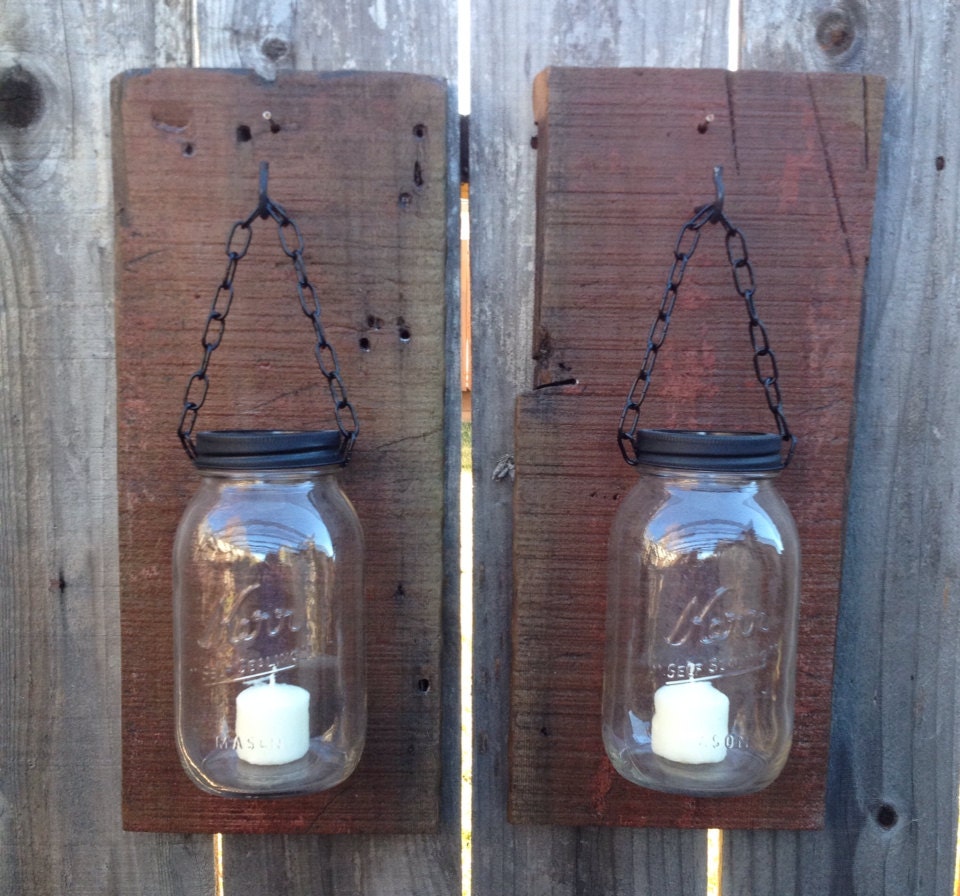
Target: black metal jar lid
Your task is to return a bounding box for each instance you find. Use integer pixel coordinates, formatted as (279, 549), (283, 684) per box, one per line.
(193, 430), (345, 471)
(630, 429), (785, 473)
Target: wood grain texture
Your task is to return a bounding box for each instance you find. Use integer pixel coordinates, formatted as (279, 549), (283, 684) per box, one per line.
(508, 67), (882, 829)
(196, 0), (460, 82)
(0, 1), (215, 894)
(468, 4), (732, 895)
(728, 0), (960, 892)
(114, 68), (448, 835)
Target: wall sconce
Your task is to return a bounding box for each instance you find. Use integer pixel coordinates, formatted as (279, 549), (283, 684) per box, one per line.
(171, 163), (365, 798)
(602, 169), (801, 796)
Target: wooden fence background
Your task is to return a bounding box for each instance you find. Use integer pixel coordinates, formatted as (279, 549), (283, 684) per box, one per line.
(2, 0), (958, 894)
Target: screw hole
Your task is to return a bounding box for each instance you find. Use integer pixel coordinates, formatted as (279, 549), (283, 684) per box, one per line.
(182, 143), (195, 157)
(416, 678), (431, 693)
(366, 315), (384, 329)
(876, 804), (898, 829)
(413, 123), (427, 139)
(936, 155), (946, 171)
(359, 336), (371, 352)
(236, 124), (252, 143)
(398, 192), (413, 208)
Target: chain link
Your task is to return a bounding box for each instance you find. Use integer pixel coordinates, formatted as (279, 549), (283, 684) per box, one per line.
(618, 180), (796, 468)
(178, 163), (359, 463)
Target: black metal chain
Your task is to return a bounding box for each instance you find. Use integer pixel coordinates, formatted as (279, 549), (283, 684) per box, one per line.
(617, 168), (796, 468)
(177, 162), (359, 463)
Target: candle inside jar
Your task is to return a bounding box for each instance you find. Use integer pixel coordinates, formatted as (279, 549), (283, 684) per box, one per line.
(235, 677), (311, 766)
(651, 678), (729, 764)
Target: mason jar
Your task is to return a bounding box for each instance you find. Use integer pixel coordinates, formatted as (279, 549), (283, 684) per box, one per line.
(602, 429), (800, 796)
(173, 430), (365, 797)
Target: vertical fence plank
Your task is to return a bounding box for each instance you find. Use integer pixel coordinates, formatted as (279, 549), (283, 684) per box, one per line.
(0, 1), (217, 894)
(469, 3), (730, 895)
(729, 1), (960, 894)
(191, 4), (462, 894)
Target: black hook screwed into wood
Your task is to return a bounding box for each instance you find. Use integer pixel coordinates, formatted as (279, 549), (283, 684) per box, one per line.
(177, 161), (360, 463)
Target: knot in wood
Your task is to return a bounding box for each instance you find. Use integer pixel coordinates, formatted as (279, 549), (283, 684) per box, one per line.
(0, 65), (43, 129)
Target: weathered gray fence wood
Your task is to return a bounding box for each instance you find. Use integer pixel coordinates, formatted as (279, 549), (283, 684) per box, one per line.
(1, 0), (459, 894)
(728, 1), (960, 894)
(469, 3), (731, 895)
(0, 2), (216, 894)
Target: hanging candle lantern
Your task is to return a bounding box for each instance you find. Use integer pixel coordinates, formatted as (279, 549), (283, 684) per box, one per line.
(172, 164), (365, 798)
(602, 169), (801, 797)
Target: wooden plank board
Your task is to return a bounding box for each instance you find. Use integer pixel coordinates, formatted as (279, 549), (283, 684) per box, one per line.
(113, 68), (448, 833)
(0, 1), (219, 892)
(468, 4), (732, 894)
(509, 67), (883, 828)
(729, 0), (960, 891)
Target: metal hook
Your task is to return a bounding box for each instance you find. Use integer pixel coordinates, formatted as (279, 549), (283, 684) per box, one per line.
(694, 165), (725, 224)
(257, 161), (270, 219)
(711, 165), (724, 217)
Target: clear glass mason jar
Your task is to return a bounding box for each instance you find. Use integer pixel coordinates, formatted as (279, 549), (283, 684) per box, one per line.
(173, 430), (365, 797)
(602, 430), (800, 796)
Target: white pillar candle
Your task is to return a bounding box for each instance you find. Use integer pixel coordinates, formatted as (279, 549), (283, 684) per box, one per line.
(651, 679), (730, 764)
(235, 678), (311, 766)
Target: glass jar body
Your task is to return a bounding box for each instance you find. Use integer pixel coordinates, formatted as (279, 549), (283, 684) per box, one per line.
(602, 463), (800, 796)
(173, 467), (365, 797)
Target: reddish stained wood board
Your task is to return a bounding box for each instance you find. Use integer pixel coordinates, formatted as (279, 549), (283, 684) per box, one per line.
(509, 68), (884, 828)
(113, 69), (448, 833)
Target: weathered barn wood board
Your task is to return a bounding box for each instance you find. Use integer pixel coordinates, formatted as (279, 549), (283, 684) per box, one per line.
(113, 68), (447, 833)
(509, 67), (882, 829)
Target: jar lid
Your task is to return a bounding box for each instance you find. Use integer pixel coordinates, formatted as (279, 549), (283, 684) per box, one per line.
(630, 429), (785, 472)
(193, 430), (346, 471)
